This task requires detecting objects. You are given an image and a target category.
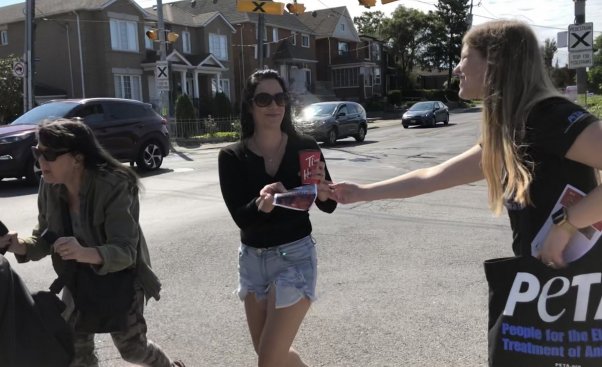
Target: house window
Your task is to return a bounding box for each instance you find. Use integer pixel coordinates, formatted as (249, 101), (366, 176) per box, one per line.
(340, 23), (345, 31)
(182, 31), (191, 53)
(211, 78), (231, 100)
(0, 30), (7, 46)
(338, 42), (349, 56)
(110, 19), (138, 52)
(253, 44), (270, 59)
(255, 26), (268, 41)
(144, 26), (153, 49)
(291, 31), (296, 45)
(332, 67), (359, 88)
(301, 34), (309, 48)
(209, 33), (228, 60)
(272, 27), (278, 42)
(374, 68), (381, 85)
(373, 43), (381, 61)
(114, 74), (142, 101)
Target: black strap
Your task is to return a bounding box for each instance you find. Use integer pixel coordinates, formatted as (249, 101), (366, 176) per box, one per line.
(49, 200), (77, 294)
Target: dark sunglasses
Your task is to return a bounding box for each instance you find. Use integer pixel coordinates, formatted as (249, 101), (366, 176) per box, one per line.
(252, 92), (289, 107)
(31, 146), (71, 162)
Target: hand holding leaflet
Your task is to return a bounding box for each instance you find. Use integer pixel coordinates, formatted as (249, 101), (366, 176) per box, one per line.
(273, 184), (318, 211)
(531, 184), (602, 263)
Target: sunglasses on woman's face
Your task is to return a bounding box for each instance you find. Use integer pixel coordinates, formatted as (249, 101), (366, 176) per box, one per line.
(31, 146), (71, 162)
(252, 92), (288, 107)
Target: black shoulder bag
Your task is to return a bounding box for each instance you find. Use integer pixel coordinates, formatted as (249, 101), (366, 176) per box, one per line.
(485, 242), (602, 367)
(49, 203), (136, 334)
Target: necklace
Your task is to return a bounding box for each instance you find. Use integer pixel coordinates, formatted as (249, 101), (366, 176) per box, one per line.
(251, 133), (286, 175)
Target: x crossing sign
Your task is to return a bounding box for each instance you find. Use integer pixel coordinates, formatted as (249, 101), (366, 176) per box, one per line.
(155, 61), (170, 92)
(237, 1), (285, 15)
(568, 22), (593, 69)
(568, 23), (593, 52)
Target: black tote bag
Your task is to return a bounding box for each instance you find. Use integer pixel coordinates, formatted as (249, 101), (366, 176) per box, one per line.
(485, 246), (602, 367)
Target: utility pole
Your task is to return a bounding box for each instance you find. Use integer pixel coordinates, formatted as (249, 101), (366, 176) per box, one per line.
(156, 0), (169, 116)
(258, 13), (265, 69)
(24, 0), (35, 111)
(574, 0), (587, 95)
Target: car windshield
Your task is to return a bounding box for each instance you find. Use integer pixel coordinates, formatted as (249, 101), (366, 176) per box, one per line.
(302, 104), (337, 118)
(409, 102), (435, 111)
(10, 102), (78, 126)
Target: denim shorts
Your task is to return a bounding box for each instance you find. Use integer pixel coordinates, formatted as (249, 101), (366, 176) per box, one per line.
(237, 235), (317, 309)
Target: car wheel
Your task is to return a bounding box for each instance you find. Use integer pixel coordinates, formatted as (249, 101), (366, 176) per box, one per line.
(444, 113), (449, 125)
(402, 124), (408, 129)
(354, 125), (366, 142)
(25, 157), (41, 186)
(326, 129), (337, 146)
(137, 140), (164, 171)
(429, 117), (436, 127)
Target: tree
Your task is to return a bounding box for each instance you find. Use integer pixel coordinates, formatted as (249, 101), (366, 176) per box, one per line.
(0, 55), (23, 123)
(419, 12), (448, 72)
(435, 0), (470, 87)
(381, 6), (431, 90)
(353, 11), (385, 37)
(542, 38), (557, 76)
(587, 35), (602, 94)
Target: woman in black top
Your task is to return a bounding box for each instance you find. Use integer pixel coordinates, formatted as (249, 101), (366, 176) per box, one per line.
(218, 69), (336, 367)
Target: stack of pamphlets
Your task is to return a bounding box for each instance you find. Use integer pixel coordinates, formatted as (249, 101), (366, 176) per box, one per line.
(531, 184), (602, 263)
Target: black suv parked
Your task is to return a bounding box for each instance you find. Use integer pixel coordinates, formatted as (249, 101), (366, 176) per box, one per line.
(0, 98), (170, 184)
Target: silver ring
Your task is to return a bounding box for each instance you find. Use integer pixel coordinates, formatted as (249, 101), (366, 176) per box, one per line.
(547, 261), (556, 268)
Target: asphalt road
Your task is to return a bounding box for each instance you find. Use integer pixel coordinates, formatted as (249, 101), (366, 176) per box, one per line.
(0, 108), (514, 366)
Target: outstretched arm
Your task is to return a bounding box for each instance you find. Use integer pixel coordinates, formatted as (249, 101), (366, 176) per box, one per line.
(331, 144), (484, 204)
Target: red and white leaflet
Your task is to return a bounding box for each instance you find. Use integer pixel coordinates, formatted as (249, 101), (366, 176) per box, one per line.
(273, 184), (318, 211)
(531, 184), (602, 262)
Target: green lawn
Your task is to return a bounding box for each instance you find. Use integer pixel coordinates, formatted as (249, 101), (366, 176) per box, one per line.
(577, 94), (602, 118)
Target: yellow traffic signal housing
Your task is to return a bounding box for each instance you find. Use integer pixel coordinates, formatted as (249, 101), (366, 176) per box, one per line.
(381, 0), (399, 4)
(145, 29), (179, 43)
(146, 29), (158, 41)
(237, 1), (285, 14)
(358, 0), (376, 8)
(167, 32), (179, 43)
(286, 3), (305, 15)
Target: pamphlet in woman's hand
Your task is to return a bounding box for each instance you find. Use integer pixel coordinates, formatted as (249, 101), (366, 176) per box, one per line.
(273, 184), (317, 211)
(531, 184), (602, 262)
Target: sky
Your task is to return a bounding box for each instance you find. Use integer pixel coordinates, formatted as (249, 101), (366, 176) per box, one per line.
(1, 0), (601, 65)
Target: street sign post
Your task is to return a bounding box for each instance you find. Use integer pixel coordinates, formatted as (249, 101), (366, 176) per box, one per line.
(568, 22), (593, 69)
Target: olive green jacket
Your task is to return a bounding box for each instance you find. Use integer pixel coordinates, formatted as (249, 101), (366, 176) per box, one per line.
(18, 169), (161, 301)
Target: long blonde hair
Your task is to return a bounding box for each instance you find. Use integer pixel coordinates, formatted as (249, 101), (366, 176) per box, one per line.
(463, 20), (561, 214)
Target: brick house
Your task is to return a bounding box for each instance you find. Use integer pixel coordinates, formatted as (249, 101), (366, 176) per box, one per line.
(0, 0), (236, 115)
(158, 0), (318, 109)
(298, 7), (384, 102)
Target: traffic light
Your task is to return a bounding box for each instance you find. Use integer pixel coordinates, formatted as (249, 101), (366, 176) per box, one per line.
(237, 1), (285, 14)
(381, 0), (399, 4)
(146, 29), (159, 41)
(286, 2), (305, 15)
(145, 29), (180, 43)
(358, 0), (376, 8)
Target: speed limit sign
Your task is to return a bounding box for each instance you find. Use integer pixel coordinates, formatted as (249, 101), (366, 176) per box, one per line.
(12, 61), (25, 78)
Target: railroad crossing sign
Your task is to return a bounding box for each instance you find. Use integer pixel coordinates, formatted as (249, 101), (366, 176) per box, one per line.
(568, 22), (593, 69)
(12, 61), (25, 78)
(155, 61), (169, 92)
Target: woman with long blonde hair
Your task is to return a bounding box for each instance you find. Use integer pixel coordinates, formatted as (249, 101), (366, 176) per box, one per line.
(332, 19), (602, 270)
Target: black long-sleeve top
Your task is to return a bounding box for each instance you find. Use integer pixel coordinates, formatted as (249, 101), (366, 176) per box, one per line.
(218, 133), (337, 248)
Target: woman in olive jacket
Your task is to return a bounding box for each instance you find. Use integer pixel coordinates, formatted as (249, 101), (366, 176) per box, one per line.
(0, 119), (184, 367)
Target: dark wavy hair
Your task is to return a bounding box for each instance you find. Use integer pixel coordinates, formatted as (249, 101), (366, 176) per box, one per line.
(240, 69), (297, 139)
(36, 118), (140, 188)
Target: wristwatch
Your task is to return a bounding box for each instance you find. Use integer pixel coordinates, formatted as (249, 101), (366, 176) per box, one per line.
(551, 207), (578, 235)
